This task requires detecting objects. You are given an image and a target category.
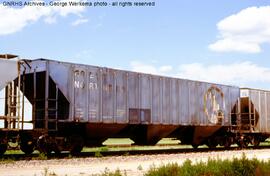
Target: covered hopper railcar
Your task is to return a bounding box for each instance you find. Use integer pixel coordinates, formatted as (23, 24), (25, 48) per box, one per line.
(0, 56), (269, 155)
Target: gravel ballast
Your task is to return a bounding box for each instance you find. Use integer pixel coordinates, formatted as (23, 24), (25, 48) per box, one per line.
(1, 149), (270, 176)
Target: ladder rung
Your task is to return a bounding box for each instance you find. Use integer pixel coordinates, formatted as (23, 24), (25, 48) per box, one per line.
(34, 128), (46, 130)
(9, 105), (21, 108)
(35, 119), (46, 121)
(48, 99), (57, 101)
(48, 108), (58, 111)
(0, 116), (19, 119)
(9, 95), (18, 98)
(0, 128), (20, 131)
(0, 116), (11, 119)
(34, 99), (45, 102)
(10, 116), (19, 119)
(35, 108), (45, 111)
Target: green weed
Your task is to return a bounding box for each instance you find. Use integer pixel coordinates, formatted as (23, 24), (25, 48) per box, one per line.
(38, 152), (48, 160)
(144, 154), (270, 176)
(94, 151), (103, 157)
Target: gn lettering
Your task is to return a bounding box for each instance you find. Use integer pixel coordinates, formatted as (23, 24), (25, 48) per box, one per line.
(74, 81), (98, 90)
(74, 71), (98, 90)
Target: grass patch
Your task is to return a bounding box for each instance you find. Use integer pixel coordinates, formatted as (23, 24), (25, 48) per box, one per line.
(42, 167), (57, 176)
(99, 168), (124, 176)
(38, 152), (48, 160)
(145, 154), (270, 176)
(0, 157), (16, 164)
(102, 138), (134, 146)
(157, 138), (180, 145)
(87, 154), (270, 176)
(100, 146), (109, 152)
(91, 168), (126, 176)
(5, 150), (24, 155)
(94, 146), (110, 157)
(94, 151), (103, 158)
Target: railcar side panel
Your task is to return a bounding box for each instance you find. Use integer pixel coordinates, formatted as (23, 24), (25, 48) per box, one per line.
(151, 76), (161, 124)
(171, 79), (179, 125)
(101, 68), (114, 123)
(179, 79), (189, 125)
(73, 66), (87, 121)
(267, 92), (270, 131)
(115, 70), (128, 123)
(249, 90), (260, 130)
(162, 77), (170, 124)
(223, 86), (230, 125)
(243, 89), (270, 133)
(88, 66), (100, 122)
(49, 62), (70, 101)
(261, 91), (267, 132)
(188, 81), (197, 124)
(139, 74), (151, 123)
(199, 82), (206, 125)
(128, 72), (139, 123)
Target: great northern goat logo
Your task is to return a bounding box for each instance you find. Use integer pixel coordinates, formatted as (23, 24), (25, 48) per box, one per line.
(204, 86), (225, 124)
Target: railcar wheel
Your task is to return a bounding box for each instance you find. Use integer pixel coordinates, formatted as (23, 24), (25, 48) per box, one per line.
(37, 135), (51, 155)
(0, 143), (7, 156)
(68, 135), (84, 156)
(252, 137), (260, 147)
(206, 139), (218, 149)
(20, 134), (35, 155)
(51, 143), (61, 155)
(237, 142), (248, 148)
(224, 138), (232, 148)
(191, 144), (198, 149)
(237, 137), (249, 148)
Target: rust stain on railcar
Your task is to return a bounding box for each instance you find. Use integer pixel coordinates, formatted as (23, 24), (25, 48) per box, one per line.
(204, 86), (225, 125)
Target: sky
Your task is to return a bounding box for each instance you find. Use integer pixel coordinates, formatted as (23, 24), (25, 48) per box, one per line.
(0, 0), (270, 91)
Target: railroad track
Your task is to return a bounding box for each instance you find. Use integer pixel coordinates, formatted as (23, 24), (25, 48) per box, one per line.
(2, 145), (270, 161)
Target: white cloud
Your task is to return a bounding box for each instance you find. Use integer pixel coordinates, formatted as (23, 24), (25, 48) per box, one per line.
(209, 6), (270, 53)
(159, 65), (173, 72)
(130, 61), (173, 75)
(71, 18), (88, 26)
(177, 62), (270, 85)
(130, 61), (158, 74)
(44, 16), (57, 24)
(0, 0), (86, 36)
(130, 61), (270, 89)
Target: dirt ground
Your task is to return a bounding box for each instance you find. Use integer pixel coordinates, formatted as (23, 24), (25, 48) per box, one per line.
(1, 149), (270, 176)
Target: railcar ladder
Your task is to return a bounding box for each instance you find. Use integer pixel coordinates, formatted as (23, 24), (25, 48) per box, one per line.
(249, 98), (256, 131)
(230, 98), (241, 132)
(4, 81), (21, 130)
(32, 70), (58, 132)
(47, 84), (58, 132)
(0, 69), (22, 130)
